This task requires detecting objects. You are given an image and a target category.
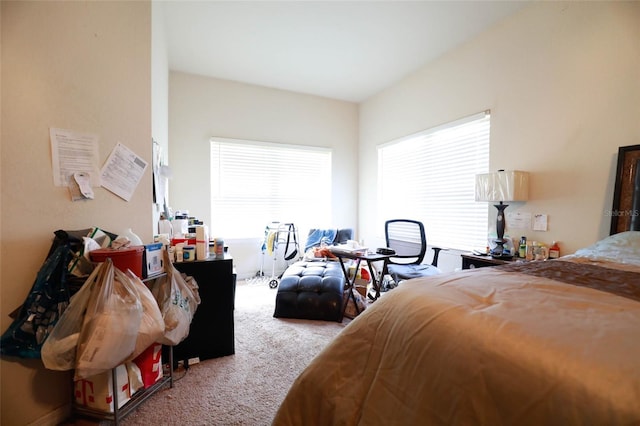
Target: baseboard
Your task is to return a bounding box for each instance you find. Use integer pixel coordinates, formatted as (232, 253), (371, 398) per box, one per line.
(27, 404), (70, 426)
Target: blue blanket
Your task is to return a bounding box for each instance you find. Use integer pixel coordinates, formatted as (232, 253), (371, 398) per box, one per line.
(305, 229), (338, 252)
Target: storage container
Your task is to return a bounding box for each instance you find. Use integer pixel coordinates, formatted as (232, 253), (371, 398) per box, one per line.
(90, 246), (144, 278)
(183, 245), (196, 262)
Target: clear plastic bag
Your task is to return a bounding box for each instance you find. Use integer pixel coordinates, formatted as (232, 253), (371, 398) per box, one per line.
(74, 259), (142, 380)
(125, 270), (164, 361)
(342, 287), (367, 319)
(41, 263), (103, 370)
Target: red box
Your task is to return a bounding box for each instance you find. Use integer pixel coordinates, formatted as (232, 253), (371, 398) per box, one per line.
(133, 343), (163, 389)
(90, 246), (145, 278)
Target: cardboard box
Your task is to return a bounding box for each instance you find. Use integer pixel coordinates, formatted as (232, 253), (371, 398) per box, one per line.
(348, 264), (372, 281)
(74, 364), (131, 412)
(143, 243), (164, 278)
(354, 278), (369, 298)
(171, 237), (196, 246)
(195, 225), (209, 260)
(133, 343), (163, 389)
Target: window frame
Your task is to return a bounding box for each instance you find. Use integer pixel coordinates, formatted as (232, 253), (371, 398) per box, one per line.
(210, 137), (333, 239)
(377, 111), (491, 252)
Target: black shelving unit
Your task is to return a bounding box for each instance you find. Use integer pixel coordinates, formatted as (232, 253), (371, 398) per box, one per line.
(73, 354), (173, 425)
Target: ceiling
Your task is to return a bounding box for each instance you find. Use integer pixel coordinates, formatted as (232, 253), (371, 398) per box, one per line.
(162, 1), (530, 103)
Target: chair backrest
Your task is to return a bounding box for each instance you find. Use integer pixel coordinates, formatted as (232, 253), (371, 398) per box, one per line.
(385, 219), (427, 265)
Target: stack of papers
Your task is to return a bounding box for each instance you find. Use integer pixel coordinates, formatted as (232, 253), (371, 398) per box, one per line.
(332, 245), (368, 254)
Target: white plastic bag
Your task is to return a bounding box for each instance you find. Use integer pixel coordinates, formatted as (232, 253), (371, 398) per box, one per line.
(152, 250), (200, 345)
(75, 259), (142, 380)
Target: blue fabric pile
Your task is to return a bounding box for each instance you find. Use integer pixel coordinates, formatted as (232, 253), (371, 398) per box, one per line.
(304, 229), (338, 252)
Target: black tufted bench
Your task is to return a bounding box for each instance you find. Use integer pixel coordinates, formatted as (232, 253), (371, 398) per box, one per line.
(273, 261), (345, 322)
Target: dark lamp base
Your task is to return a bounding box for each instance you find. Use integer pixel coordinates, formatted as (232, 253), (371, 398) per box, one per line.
(490, 239), (512, 259)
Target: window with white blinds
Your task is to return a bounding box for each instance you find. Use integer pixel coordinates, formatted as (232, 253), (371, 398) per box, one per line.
(377, 111), (490, 251)
(210, 138), (332, 238)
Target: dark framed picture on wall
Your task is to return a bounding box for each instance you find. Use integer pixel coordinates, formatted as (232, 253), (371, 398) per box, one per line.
(610, 144), (640, 234)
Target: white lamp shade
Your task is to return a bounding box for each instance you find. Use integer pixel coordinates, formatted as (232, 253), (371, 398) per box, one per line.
(475, 170), (529, 202)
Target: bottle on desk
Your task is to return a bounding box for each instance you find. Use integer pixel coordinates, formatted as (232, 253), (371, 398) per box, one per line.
(549, 241), (560, 259)
(518, 236), (527, 259)
(526, 241), (536, 261)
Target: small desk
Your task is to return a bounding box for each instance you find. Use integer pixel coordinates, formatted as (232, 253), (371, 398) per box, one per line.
(329, 248), (392, 310)
(461, 253), (514, 269)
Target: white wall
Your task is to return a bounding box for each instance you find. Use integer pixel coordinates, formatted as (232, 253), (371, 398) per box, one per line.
(1, 2), (152, 425)
(168, 72), (359, 278)
(1, 3), (638, 423)
(359, 1), (640, 272)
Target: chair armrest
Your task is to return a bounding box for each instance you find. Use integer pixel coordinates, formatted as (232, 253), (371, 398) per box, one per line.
(430, 246), (449, 267)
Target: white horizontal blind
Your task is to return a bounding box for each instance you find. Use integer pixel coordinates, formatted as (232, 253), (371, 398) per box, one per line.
(210, 138), (332, 238)
(378, 112), (490, 251)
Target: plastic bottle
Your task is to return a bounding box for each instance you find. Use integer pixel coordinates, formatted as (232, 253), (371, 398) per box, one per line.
(214, 238), (224, 259)
(549, 241), (560, 259)
(122, 228), (143, 245)
(526, 241), (535, 261)
(175, 243), (184, 262)
(537, 243), (549, 260)
(518, 236), (527, 258)
(158, 216), (173, 236)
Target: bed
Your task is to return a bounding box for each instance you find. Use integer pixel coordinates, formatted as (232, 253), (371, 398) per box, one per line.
(272, 230), (640, 425)
(274, 146), (640, 425)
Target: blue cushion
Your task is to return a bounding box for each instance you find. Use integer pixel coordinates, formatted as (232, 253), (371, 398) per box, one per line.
(388, 263), (441, 280)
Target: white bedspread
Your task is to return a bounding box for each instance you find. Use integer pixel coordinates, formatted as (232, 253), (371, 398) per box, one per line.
(273, 253), (640, 425)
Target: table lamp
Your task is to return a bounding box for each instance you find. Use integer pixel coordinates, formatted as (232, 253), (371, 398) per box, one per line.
(475, 170), (529, 257)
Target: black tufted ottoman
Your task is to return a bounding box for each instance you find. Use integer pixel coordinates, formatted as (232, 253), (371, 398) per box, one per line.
(273, 261), (345, 322)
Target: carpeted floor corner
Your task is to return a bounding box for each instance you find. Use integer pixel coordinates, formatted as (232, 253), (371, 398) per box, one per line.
(113, 280), (348, 425)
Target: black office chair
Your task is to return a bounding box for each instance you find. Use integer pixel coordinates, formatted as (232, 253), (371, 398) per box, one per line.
(384, 219), (443, 284)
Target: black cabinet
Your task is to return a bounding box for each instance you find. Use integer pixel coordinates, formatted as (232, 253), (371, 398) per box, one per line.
(172, 254), (235, 364)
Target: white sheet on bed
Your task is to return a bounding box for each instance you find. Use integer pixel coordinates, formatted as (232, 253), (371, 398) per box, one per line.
(273, 247), (640, 425)
(568, 230), (640, 267)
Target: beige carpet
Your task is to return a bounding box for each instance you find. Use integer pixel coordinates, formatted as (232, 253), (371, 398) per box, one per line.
(114, 280), (348, 425)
